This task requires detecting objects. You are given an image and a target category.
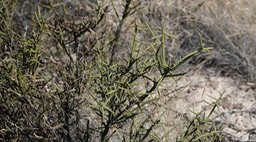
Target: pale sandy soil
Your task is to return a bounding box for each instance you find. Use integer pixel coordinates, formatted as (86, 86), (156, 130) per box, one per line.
(151, 68), (256, 141)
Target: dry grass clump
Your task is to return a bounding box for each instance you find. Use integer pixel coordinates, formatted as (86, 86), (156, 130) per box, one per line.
(184, 0), (256, 80)
(140, 0), (256, 81)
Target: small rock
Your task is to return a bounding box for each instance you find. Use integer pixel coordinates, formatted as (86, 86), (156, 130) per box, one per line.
(232, 103), (243, 110)
(239, 85), (251, 91)
(249, 131), (256, 141)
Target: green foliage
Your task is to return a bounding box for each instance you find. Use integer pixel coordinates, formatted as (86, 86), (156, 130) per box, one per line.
(0, 0), (221, 142)
(178, 93), (223, 142)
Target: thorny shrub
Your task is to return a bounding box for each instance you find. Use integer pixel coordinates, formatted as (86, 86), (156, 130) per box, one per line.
(0, 0), (219, 141)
